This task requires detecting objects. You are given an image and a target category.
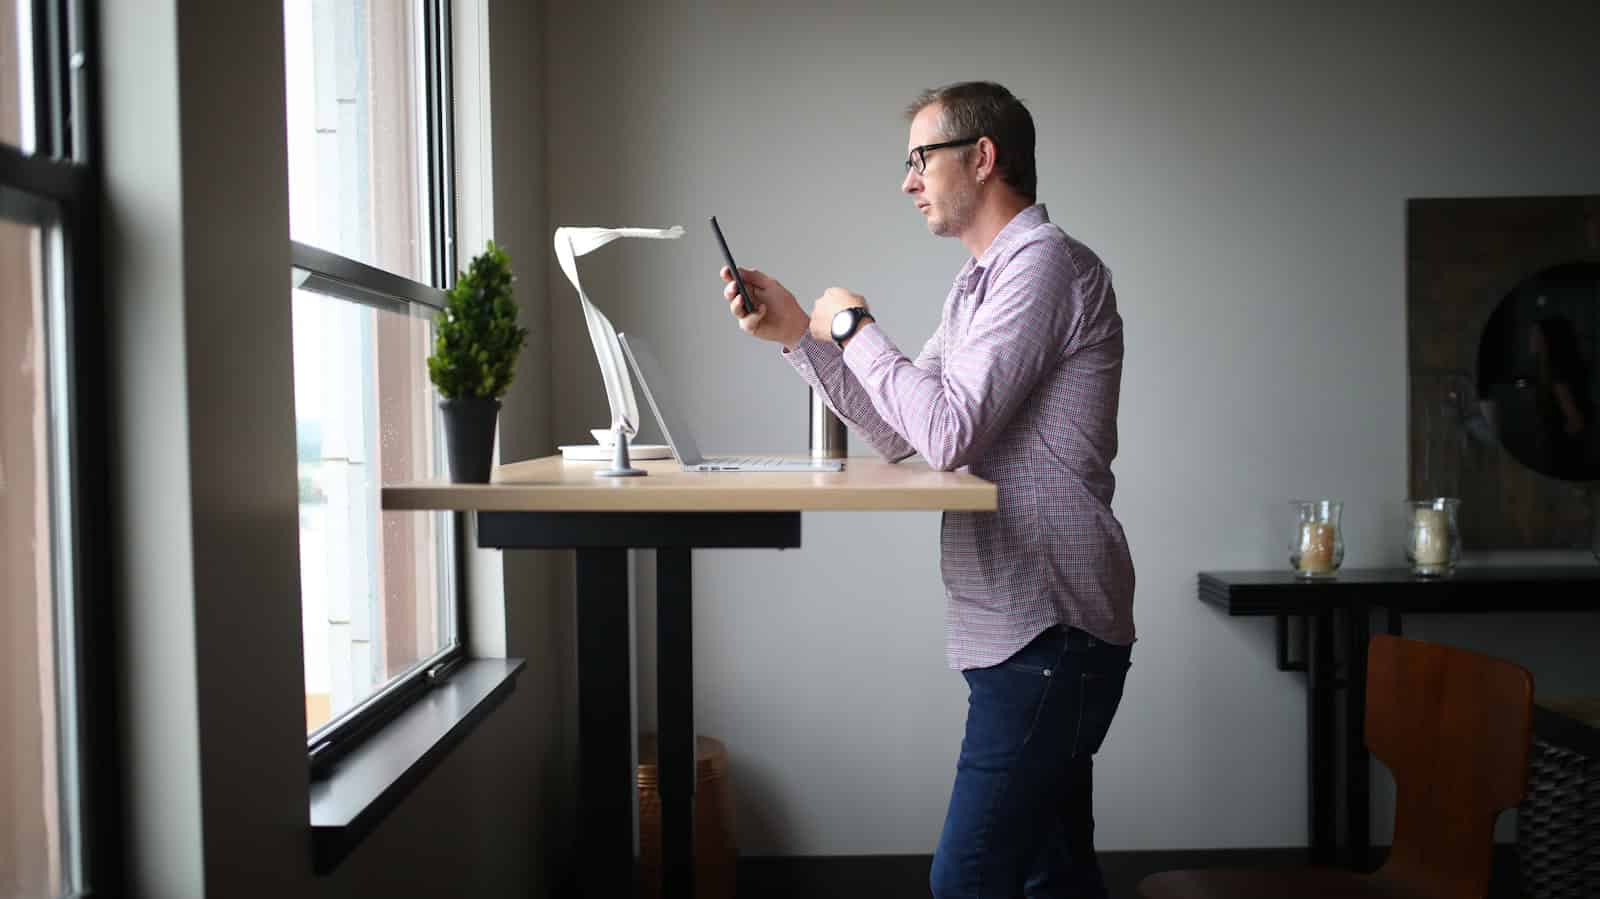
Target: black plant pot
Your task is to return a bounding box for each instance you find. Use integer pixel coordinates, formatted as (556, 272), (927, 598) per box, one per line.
(440, 397), (501, 483)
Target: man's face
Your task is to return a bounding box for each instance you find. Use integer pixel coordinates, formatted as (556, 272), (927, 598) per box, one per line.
(902, 103), (976, 238)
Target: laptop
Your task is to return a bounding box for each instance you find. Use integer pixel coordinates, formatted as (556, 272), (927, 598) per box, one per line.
(618, 332), (844, 472)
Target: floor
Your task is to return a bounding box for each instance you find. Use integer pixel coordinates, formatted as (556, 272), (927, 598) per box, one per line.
(731, 847), (1528, 898)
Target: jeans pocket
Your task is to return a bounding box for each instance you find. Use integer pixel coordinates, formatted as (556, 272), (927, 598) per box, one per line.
(963, 662), (1056, 760)
(1070, 665), (1129, 758)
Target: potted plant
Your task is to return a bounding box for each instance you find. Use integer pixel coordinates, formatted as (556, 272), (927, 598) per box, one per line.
(427, 241), (528, 483)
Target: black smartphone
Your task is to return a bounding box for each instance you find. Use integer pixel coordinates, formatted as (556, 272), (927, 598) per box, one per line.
(709, 216), (755, 316)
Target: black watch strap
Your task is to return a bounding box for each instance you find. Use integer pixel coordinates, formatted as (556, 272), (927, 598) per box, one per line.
(834, 308), (875, 347)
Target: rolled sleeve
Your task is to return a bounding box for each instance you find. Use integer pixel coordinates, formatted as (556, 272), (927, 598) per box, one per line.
(784, 331), (917, 461)
(842, 238), (1090, 471)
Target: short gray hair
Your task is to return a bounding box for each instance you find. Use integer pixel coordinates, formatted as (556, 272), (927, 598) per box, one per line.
(905, 81), (1037, 201)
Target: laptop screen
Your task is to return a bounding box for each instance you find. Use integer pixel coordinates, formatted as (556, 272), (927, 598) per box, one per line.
(617, 333), (705, 466)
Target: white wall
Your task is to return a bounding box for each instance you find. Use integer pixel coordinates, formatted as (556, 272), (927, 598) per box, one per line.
(101, 0), (205, 889)
(543, 0), (1600, 855)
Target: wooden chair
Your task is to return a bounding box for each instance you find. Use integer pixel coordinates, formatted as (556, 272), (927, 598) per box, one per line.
(1138, 634), (1533, 899)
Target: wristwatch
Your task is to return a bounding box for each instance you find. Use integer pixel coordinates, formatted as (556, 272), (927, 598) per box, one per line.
(830, 307), (876, 348)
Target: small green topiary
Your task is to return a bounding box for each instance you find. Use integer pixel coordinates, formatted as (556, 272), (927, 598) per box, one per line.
(427, 241), (529, 400)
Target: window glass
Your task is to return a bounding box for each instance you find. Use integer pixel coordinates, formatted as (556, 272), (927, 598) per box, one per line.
(284, 0), (428, 280)
(2, 0), (36, 151)
(293, 287), (456, 734)
(285, 0), (457, 736)
(1, 217), (70, 898)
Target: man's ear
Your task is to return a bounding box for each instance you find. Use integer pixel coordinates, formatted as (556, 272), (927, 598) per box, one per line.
(975, 136), (997, 181)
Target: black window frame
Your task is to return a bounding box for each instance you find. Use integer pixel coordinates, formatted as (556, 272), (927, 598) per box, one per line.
(289, 0), (469, 780)
(1, 0), (119, 896)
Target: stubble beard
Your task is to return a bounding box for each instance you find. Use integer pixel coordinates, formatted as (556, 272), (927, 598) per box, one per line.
(929, 183), (977, 238)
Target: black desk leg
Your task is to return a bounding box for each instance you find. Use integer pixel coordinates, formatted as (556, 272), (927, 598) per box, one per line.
(657, 549), (695, 899)
(1343, 605), (1371, 871)
(575, 548), (635, 898)
(1307, 611), (1337, 865)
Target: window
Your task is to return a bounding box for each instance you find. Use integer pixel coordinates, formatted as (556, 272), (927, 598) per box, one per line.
(1, 214), (67, 899)
(292, 282), (457, 733)
(1, 2), (110, 897)
(283, 0), (462, 764)
(284, 0), (430, 280)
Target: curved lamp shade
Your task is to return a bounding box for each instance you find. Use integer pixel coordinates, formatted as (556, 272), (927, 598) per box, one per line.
(554, 225), (685, 438)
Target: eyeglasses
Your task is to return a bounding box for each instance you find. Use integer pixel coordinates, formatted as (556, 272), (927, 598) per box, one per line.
(904, 137), (981, 175)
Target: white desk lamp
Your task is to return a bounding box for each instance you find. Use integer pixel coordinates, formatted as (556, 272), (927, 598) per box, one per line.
(554, 225), (684, 477)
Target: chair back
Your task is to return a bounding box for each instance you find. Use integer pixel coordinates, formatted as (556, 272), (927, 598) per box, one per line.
(1365, 634), (1533, 899)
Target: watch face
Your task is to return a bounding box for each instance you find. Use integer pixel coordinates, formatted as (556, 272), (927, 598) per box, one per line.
(831, 308), (857, 340)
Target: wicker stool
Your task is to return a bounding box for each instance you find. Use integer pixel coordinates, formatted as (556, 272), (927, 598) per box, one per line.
(637, 734), (737, 899)
(1518, 697), (1600, 899)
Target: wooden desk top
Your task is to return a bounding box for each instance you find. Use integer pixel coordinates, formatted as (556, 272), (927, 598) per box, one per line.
(382, 455), (997, 513)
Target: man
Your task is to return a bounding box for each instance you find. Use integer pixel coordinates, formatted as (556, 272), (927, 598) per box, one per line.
(716, 81), (1135, 898)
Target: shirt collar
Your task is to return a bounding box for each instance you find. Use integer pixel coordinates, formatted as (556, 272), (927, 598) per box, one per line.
(976, 203), (1048, 271)
(959, 204), (1049, 290)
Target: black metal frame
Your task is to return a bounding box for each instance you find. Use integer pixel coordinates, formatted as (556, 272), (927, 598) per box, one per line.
(423, 0), (456, 289)
(29, 0), (63, 156)
(294, 0), (468, 781)
(67, 7), (115, 893)
(4, 1), (119, 895)
(291, 241), (449, 314)
(1274, 613), (1308, 672)
(1243, 605), (1373, 868)
(478, 511), (803, 899)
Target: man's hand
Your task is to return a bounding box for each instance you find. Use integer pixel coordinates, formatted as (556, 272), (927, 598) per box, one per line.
(720, 266), (809, 349)
(809, 288), (869, 345)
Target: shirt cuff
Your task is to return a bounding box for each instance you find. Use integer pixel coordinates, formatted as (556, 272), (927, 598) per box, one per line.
(841, 321), (897, 372)
(782, 331), (834, 376)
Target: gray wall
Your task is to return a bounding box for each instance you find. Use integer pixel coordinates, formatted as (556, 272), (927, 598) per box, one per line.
(100, 1), (565, 895)
(543, 0), (1600, 855)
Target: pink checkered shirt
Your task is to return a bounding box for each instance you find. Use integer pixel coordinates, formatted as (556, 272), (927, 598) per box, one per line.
(785, 204), (1136, 670)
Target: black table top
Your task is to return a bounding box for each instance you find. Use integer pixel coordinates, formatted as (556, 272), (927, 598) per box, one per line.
(1199, 566), (1600, 616)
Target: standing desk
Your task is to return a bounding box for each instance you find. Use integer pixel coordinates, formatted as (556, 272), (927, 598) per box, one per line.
(385, 454), (996, 899)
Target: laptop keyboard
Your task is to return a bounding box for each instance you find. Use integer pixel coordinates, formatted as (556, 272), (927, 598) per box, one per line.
(704, 456), (784, 467)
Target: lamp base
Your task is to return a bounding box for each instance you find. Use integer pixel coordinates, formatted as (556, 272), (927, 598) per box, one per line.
(595, 426), (648, 478)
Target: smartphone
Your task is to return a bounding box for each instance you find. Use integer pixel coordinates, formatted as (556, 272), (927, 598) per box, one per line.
(709, 216), (756, 316)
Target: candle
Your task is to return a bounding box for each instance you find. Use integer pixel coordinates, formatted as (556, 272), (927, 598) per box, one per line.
(1412, 507), (1450, 566)
(1288, 499), (1343, 577)
(1299, 522), (1336, 573)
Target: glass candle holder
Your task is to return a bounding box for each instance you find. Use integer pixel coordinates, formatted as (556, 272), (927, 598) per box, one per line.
(1406, 498), (1460, 577)
(1289, 499), (1344, 578)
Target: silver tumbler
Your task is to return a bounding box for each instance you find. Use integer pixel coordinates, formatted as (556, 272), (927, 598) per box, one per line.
(810, 388), (847, 459)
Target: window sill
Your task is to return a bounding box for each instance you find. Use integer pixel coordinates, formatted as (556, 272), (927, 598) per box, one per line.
(309, 658), (526, 874)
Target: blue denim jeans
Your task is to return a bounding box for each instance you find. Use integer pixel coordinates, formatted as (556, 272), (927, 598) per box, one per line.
(929, 625), (1132, 899)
